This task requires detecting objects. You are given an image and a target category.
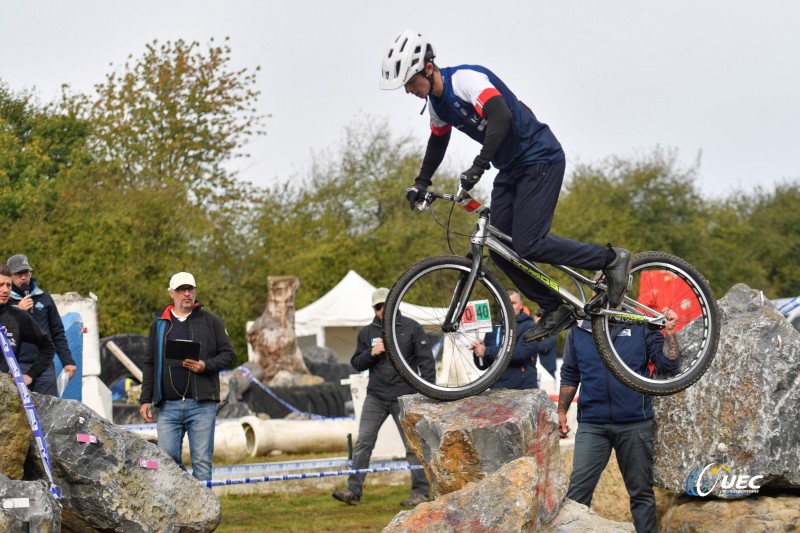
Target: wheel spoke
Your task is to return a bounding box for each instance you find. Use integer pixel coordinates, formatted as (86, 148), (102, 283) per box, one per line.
(382, 256), (516, 400)
(592, 252), (719, 396)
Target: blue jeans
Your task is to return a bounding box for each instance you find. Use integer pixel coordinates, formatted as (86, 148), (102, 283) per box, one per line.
(567, 419), (656, 533)
(157, 399), (216, 481)
(347, 395), (429, 498)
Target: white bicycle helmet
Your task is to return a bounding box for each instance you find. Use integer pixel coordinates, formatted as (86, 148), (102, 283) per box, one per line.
(380, 29), (435, 90)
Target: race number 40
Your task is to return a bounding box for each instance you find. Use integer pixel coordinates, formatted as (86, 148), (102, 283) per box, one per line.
(461, 300), (492, 331)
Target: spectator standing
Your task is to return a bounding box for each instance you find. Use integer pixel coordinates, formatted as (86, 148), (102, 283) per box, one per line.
(332, 287), (435, 507)
(0, 263), (56, 386)
(558, 305), (680, 533)
(470, 289), (539, 389)
(139, 272), (236, 482)
(7, 254), (77, 395)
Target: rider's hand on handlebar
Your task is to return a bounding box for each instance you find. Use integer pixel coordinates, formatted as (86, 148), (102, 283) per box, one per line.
(459, 163), (487, 191)
(405, 182), (428, 210)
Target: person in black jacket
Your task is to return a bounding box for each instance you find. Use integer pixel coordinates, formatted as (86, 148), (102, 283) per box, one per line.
(7, 254), (77, 396)
(333, 287), (435, 508)
(558, 292), (680, 533)
(139, 272), (236, 482)
(0, 264), (56, 386)
(470, 288), (540, 389)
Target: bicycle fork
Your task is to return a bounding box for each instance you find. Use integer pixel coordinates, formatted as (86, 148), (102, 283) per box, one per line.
(442, 218), (489, 332)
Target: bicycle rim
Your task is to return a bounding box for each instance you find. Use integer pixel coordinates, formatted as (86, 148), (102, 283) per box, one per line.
(383, 255), (516, 401)
(592, 251), (720, 396)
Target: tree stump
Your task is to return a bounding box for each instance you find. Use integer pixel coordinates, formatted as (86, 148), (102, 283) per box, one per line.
(247, 275), (309, 382)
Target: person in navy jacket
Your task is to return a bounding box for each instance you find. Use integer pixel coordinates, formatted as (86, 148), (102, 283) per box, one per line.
(558, 301), (680, 533)
(470, 289), (541, 389)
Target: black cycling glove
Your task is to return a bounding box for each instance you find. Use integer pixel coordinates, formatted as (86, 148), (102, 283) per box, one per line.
(459, 165), (484, 191)
(460, 159), (491, 191)
(405, 181), (428, 209)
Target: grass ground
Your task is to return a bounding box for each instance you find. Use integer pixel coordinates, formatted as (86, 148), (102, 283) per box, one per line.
(213, 451), (410, 532)
(217, 484), (409, 532)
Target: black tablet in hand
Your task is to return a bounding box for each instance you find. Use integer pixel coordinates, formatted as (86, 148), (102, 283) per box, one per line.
(165, 339), (200, 360)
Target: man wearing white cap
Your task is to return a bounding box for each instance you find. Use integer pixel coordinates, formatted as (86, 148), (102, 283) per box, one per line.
(139, 271), (236, 481)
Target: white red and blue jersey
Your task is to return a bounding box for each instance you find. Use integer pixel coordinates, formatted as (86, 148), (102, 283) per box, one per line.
(428, 65), (564, 170)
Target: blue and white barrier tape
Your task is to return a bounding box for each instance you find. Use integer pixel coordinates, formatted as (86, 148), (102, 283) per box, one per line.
(121, 417), (277, 433)
(1, 330), (60, 499)
(227, 366), (353, 421)
(211, 458), (412, 477)
(206, 462), (423, 488)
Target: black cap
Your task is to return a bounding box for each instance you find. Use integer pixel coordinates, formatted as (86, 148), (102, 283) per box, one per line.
(7, 254), (33, 274)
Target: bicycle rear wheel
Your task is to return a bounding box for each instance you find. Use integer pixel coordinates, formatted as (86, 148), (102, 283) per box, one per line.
(591, 251), (720, 396)
(383, 255), (516, 401)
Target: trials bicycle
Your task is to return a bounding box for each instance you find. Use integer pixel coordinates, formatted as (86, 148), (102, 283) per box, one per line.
(382, 189), (720, 401)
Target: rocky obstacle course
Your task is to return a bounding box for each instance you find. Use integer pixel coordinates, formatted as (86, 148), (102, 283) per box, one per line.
(653, 284), (800, 496)
(1, 374), (220, 532)
(388, 284), (800, 531)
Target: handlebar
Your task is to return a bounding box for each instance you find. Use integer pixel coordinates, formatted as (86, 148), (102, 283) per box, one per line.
(417, 188), (486, 214)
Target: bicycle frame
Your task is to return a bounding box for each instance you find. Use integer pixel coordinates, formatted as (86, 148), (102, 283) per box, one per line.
(429, 191), (668, 331)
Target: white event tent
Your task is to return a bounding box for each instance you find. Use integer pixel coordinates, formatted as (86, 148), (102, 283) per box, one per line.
(294, 270), (441, 364)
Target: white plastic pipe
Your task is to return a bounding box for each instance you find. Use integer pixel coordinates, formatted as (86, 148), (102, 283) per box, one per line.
(180, 420), (249, 464)
(241, 416), (356, 456)
(129, 416), (355, 460)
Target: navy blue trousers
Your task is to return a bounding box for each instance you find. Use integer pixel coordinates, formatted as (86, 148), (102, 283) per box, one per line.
(490, 159), (607, 311)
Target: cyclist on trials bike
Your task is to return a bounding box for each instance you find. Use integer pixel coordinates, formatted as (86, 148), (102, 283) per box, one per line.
(380, 29), (633, 341)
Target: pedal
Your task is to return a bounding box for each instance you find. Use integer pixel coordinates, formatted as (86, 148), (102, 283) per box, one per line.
(584, 294), (606, 314)
(523, 313), (576, 342)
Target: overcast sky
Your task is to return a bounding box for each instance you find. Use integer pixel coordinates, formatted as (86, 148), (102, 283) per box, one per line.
(2, 1), (799, 199)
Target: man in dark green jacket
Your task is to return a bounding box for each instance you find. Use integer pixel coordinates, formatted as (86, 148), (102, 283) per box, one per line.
(139, 272), (236, 481)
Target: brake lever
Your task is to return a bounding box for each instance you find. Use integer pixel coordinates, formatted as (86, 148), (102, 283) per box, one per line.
(416, 191), (436, 210)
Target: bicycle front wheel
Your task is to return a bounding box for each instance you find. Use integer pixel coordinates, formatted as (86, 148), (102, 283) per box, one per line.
(591, 251), (720, 396)
(383, 255), (516, 401)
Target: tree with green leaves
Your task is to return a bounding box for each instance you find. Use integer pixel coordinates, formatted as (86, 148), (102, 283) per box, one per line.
(742, 182), (800, 297)
(250, 121), (469, 309)
(64, 37), (266, 203)
(0, 82), (91, 219)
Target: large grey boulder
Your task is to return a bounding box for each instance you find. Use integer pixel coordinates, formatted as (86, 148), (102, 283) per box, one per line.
(652, 284), (800, 497)
(399, 387), (566, 521)
(0, 474), (60, 532)
(541, 499), (635, 533)
(0, 374), (32, 480)
(384, 457), (544, 532)
(24, 394), (221, 532)
(385, 457), (605, 533)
